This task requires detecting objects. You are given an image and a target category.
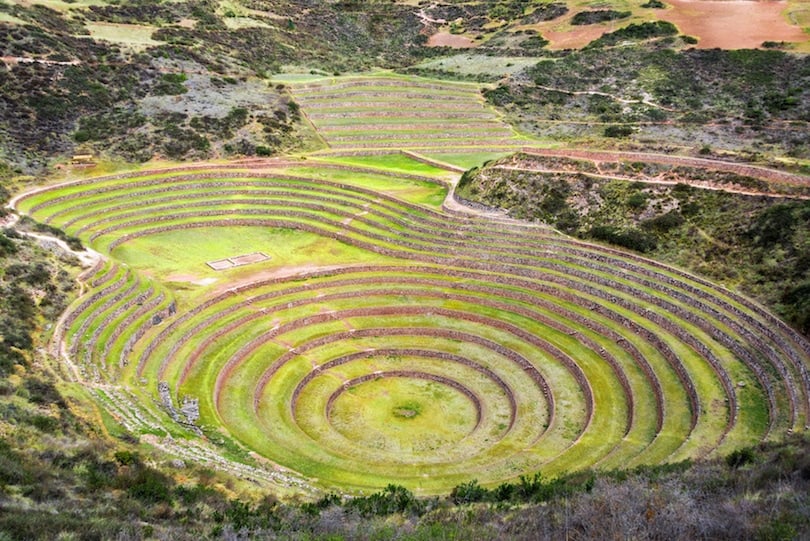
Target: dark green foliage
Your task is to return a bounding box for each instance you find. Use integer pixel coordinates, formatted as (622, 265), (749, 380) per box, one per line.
(190, 107), (250, 138)
(749, 204), (797, 247)
(726, 447), (758, 469)
(161, 125), (210, 159)
(457, 166), (480, 191)
(627, 191), (649, 209)
(521, 2), (568, 23)
(215, 498), (279, 531)
(18, 216), (83, 250)
(174, 482), (219, 505)
(255, 145), (273, 157)
(153, 72), (188, 96)
(604, 125), (633, 138)
(571, 10), (631, 26)
(782, 282), (810, 336)
(641, 0), (666, 8)
(347, 484), (425, 516)
(301, 492), (341, 515)
(448, 471), (596, 506)
(587, 21), (678, 48)
(73, 108), (146, 143)
(114, 450), (141, 466)
(24, 378), (66, 407)
(588, 225), (658, 252)
(521, 34), (549, 52)
(642, 210), (684, 233)
(0, 231), (17, 257)
(124, 467), (174, 504)
(483, 85), (514, 107)
(451, 479), (487, 504)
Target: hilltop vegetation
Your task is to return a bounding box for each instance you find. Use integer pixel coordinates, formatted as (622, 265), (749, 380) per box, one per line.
(485, 45), (810, 160)
(458, 152), (810, 336)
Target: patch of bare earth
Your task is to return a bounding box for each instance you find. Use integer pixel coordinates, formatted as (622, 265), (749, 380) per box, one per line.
(659, 0), (807, 48)
(428, 32), (476, 48)
(542, 25), (612, 50)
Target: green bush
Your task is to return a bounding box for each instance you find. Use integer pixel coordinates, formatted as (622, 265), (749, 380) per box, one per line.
(450, 479), (487, 504)
(642, 211), (685, 233)
(125, 468), (173, 504)
(587, 21), (678, 48)
(152, 72), (188, 95)
(571, 10), (631, 25)
(347, 484), (424, 516)
(604, 125), (633, 138)
(726, 447), (758, 469)
(589, 225), (658, 252)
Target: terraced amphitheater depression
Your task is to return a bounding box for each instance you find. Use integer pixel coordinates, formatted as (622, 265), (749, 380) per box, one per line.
(14, 74), (810, 495)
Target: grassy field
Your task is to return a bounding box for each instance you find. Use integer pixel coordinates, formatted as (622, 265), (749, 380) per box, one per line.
(14, 150), (809, 495)
(9, 66), (810, 496)
(83, 22), (162, 50)
(289, 74), (526, 154)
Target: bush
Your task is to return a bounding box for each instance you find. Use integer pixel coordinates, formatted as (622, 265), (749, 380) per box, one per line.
(605, 125), (633, 138)
(587, 21), (678, 48)
(24, 378), (66, 407)
(726, 447), (758, 469)
(0, 232), (17, 256)
(642, 211), (685, 233)
(347, 484), (424, 516)
(451, 479), (487, 504)
(152, 72), (188, 95)
(125, 468), (173, 504)
(627, 191), (648, 209)
(571, 10), (631, 25)
(589, 226), (658, 252)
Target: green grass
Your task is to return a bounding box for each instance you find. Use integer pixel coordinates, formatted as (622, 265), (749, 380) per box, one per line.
(111, 226), (392, 294)
(424, 152), (515, 169)
(83, 22), (162, 50)
(15, 122), (805, 495)
(413, 54), (546, 77)
(316, 154), (455, 181)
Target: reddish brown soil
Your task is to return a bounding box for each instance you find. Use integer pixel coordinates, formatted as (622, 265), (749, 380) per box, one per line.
(543, 25), (610, 50)
(660, 0), (806, 48)
(427, 32), (476, 48)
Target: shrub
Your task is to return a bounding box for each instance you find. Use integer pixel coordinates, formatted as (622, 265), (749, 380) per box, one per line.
(571, 10), (631, 26)
(451, 479), (487, 504)
(605, 125), (633, 138)
(24, 378), (66, 407)
(589, 226), (657, 252)
(114, 450), (141, 466)
(587, 21), (678, 48)
(627, 191), (648, 209)
(125, 468), (173, 504)
(726, 447), (758, 469)
(152, 72), (188, 95)
(642, 211), (685, 233)
(347, 484), (424, 516)
(0, 232), (17, 256)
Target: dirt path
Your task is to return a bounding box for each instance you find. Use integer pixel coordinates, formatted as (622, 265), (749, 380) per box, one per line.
(533, 85), (679, 112)
(494, 165), (810, 200)
(1, 56), (81, 67)
(522, 148), (810, 189)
